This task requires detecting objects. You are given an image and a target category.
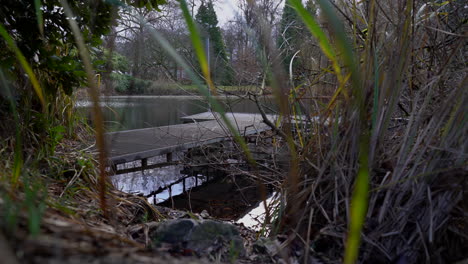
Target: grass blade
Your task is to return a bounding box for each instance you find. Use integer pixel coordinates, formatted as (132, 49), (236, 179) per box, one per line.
(291, 0), (368, 263)
(313, 1), (368, 263)
(0, 70), (23, 186)
(178, 0), (216, 95)
(0, 24), (46, 109)
(34, 0), (44, 36)
(288, 0), (344, 85)
(345, 138), (370, 264)
(60, 0), (108, 217)
(177, 0), (254, 163)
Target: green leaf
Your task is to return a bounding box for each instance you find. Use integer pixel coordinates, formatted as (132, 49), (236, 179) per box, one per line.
(34, 0), (44, 36)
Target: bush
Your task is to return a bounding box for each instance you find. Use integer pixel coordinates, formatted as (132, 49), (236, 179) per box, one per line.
(110, 73), (152, 94)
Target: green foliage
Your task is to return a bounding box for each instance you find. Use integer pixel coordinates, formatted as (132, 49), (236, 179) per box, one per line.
(110, 73), (152, 94)
(24, 176), (47, 237)
(195, 0), (234, 85)
(0, 1), (165, 174)
(1, 194), (19, 235)
(228, 239), (241, 263)
(47, 125), (65, 155)
(94, 48), (130, 84)
(1, 174), (47, 237)
(1, 0), (107, 99)
(111, 73), (131, 93)
(0, 69), (24, 186)
(109, 50), (131, 73)
(141, 211), (150, 223)
(0, 0), (164, 102)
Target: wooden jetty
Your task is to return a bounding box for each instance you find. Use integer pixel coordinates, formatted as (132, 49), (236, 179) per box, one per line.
(106, 112), (276, 174)
(180, 112), (276, 123)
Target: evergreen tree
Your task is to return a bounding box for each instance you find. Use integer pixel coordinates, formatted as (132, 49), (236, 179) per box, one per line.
(195, 1), (234, 85)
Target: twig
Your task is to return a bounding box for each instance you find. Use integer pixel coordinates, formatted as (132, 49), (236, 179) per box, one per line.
(253, 94), (302, 150)
(60, 165), (85, 198)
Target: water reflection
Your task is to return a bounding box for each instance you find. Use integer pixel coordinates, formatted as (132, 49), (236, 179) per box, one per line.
(111, 165), (183, 195)
(110, 153), (207, 203)
(111, 166), (205, 204)
(111, 160), (273, 229)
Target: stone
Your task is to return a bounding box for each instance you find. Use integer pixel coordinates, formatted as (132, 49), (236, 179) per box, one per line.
(200, 210), (209, 219)
(152, 219), (195, 245)
(253, 237), (280, 256)
(150, 219), (245, 257)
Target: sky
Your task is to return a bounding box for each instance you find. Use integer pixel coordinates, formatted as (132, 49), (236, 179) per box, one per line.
(212, 0), (287, 26)
(213, 0), (241, 26)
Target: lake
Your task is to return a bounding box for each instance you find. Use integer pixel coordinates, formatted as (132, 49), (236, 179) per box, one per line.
(76, 95), (275, 131)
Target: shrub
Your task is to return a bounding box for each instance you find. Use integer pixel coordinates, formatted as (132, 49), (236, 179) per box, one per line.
(110, 73), (152, 94)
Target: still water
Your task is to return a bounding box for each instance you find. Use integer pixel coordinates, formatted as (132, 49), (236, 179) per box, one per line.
(76, 95), (274, 131)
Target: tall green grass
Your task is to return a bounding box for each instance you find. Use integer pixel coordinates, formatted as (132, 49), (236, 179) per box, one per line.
(289, 1), (368, 262)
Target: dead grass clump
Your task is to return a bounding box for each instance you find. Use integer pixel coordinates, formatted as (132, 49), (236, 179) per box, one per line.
(229, 0), (467, 263)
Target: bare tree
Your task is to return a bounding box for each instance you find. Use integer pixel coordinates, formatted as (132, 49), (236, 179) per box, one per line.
(108, 3), (198, 86)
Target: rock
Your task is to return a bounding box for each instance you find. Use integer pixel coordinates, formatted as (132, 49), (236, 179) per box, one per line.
(253, 237), (280, 256)
(200, 210), (210, 219)
(150, 219), (245, 257)
(152, 219), (195, 244)
(188, 220), (244, 255)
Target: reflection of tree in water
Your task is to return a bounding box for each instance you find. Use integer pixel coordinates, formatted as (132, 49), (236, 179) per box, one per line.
(141, 169), (149, 191)
(111, 152), (188, 196)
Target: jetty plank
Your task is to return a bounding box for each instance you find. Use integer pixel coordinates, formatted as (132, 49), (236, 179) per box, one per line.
(106, 112), (273, 164)
(181, 111), (276, 123)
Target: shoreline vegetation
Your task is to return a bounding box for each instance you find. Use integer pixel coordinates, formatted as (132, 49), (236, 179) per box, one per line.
(1, 0), (466, 263)
(74, 83), (272, 100)
(76, 91), (273, 100)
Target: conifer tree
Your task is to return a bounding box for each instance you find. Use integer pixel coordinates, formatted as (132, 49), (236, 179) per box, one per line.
(196, 0), (234, 85)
